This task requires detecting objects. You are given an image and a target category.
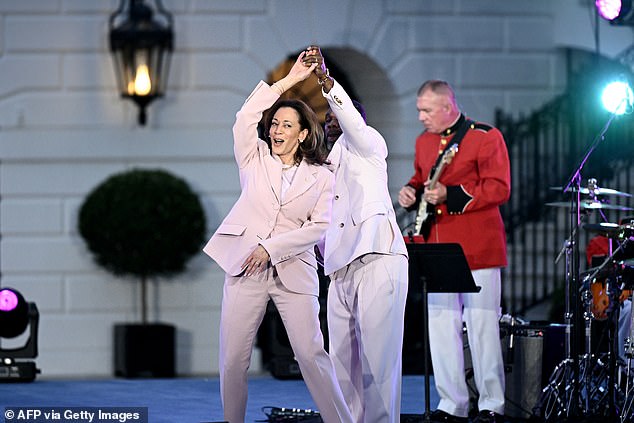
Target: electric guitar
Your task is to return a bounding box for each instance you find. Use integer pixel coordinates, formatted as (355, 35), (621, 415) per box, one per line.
(414, 144), (459, 236)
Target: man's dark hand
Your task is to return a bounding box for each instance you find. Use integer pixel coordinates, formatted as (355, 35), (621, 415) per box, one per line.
(304, 45), (327, 78)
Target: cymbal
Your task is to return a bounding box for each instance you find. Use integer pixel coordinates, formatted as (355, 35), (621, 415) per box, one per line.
(546, 201), (634, 211)
(583, 222), (622, 234)
(550, 186), (632, 197)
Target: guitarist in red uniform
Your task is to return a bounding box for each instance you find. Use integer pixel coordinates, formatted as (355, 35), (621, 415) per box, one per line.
(398, 80), (511, 423)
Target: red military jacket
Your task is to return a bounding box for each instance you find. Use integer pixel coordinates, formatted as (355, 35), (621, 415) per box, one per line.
(406, 114), (511, 270)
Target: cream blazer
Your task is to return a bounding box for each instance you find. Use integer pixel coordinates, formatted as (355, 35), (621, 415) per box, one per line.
(203, 81), (334, 296)
(322, 80), (407, 275)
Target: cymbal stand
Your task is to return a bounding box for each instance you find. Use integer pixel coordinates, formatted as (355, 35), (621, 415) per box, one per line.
(534, 195), (583, 421)
(581, 272), (595, 415)
(580, 274), (620, 418)
(581, 239), (630, 420)
(534, 106), (622, 421)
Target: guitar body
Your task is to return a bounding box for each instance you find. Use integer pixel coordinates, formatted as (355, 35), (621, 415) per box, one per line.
(413, 144), (458, 237)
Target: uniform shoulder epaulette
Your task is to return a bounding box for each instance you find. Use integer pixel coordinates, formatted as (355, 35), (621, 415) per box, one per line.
(472, 122), (493, 132)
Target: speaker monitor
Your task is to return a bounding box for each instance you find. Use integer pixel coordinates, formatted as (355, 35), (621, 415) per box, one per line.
(465, 322), (565, 419)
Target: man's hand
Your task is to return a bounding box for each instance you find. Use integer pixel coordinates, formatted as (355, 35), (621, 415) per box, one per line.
(304, 45), (327, 79)
(423, 181), (447, 205)
(398, 185), (417, 208)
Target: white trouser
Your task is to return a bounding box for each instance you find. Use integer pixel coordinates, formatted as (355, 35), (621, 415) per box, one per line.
(427, 267), (505, 417)
(219, 267), (353, 423)
(328, 253), (409, 423)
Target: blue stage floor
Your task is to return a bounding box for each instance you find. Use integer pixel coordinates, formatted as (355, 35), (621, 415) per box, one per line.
(0, 374), (438, 423)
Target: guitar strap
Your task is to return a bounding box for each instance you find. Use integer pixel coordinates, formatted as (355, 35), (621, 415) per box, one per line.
(429, 116), (473, 178)
(420, 116), (473, 240)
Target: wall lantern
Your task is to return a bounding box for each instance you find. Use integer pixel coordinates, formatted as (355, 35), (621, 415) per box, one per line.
(109, 0), (174, 126)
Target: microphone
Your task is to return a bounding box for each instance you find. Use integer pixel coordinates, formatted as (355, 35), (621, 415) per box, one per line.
(507, 315), (515, 367)
(500, 314), (522, 371)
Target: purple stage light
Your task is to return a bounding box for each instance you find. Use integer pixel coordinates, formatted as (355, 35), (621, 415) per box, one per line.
(0, 289), (19, 312)
(0, 287), (39, 381)
(596, 0), (622, 20)
(0, 288), (29, 338)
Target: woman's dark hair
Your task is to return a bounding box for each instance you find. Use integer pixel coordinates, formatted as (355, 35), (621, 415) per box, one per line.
(264, 99), (330, 166)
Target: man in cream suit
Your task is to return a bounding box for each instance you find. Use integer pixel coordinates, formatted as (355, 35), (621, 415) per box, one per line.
(305, 46), (409, 423)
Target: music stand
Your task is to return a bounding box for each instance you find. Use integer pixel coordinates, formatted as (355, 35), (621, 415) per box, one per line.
(405, 242), (480, 422)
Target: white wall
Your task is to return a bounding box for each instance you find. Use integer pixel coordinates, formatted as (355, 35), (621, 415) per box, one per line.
(0, 0), (632, 378)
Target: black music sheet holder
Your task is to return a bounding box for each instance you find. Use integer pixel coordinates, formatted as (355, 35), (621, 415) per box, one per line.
(404, 242), (480, 423)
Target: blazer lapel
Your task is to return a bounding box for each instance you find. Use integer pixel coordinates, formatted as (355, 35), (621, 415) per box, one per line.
(281, 161), (317, 205)
(262, 147), (282, 203)
(327, 143), (342, 173)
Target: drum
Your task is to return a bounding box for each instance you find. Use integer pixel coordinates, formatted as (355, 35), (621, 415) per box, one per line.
(590, 277), (632, 321)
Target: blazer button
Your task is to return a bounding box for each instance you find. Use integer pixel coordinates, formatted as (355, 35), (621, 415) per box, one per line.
(334, 195), (340, 200)
(339, 223), (344, 228)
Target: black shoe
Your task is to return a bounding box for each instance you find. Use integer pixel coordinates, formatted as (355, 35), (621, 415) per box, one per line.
(428, 409), (469, 423)
(473, 409), (504, 423)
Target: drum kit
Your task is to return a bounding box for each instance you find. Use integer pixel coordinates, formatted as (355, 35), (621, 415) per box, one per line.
(535, 178), (634, 422)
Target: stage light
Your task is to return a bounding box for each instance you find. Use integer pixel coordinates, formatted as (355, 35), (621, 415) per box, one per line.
(0, 287), (40, 382)
(0, 288), (29, 338)
(601, 80), (634, 114)
(596, 0), (634, 25)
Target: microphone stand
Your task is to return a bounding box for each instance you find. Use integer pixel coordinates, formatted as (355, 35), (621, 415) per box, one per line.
(558, 110), (620, 419)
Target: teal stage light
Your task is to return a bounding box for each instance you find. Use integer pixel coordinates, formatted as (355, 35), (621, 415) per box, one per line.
(601, 80), (634, 114)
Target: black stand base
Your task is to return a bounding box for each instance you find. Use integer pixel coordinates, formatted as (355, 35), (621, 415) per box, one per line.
(0, 361), (39, 382)
(400, 414), (430, 422)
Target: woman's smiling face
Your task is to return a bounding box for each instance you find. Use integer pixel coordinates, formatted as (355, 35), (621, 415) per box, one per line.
(269, 106), (308, 164)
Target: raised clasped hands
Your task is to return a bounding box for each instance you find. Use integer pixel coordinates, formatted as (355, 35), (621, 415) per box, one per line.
(303, 45), (327, 79)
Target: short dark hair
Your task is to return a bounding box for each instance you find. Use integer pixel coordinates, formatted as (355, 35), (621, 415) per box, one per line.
(417, 79), (455, 98)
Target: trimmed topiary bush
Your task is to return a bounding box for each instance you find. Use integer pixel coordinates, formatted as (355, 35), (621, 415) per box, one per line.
(78, 168), (206, 324)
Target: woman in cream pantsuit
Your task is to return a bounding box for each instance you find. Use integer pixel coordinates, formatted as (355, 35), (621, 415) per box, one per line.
(203, 52), (353, 423)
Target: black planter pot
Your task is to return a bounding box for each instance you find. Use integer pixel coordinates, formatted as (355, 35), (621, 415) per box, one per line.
(114, 323), (175, 378)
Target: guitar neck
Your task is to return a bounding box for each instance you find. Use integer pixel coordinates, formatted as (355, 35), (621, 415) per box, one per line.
(427, 162), (446, 190)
